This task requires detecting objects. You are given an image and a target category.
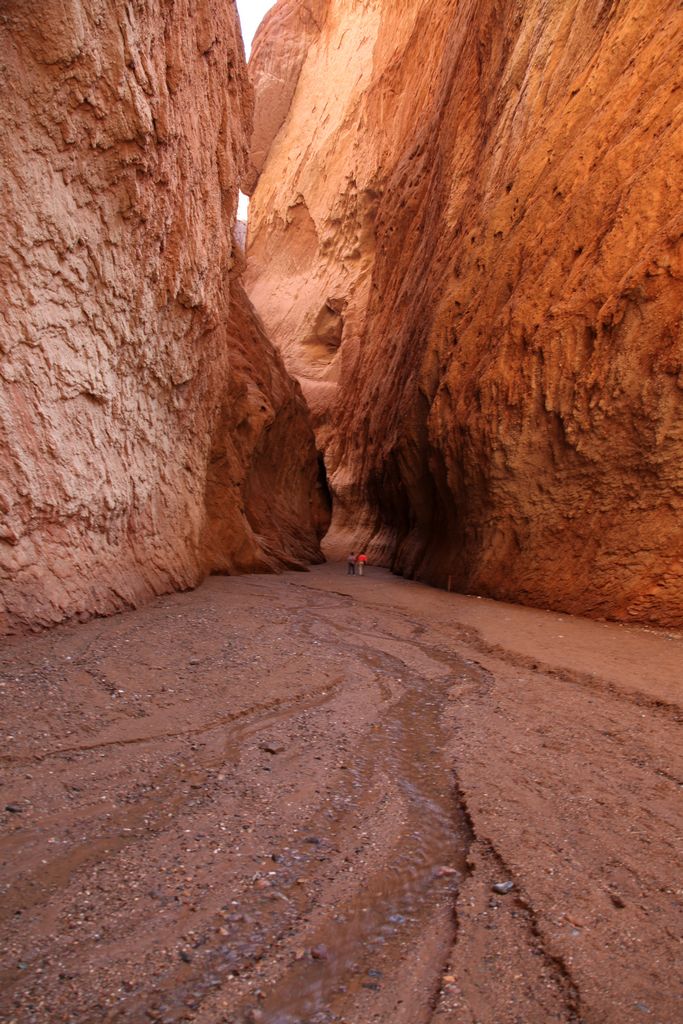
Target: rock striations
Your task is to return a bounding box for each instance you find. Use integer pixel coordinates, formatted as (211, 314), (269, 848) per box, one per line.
(0, 0), (327, 633)
(246, 0), (683, 627)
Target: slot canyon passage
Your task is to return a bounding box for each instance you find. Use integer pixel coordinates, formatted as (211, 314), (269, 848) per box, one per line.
(0, 1), (682, 1024)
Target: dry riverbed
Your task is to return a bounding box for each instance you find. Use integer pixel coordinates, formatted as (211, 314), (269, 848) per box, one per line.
(0, 566), (681, 1024)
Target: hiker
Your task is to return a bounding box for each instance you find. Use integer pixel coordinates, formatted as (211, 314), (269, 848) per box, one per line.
(347, 552), (356, 575)
(357, 552), (368, 576)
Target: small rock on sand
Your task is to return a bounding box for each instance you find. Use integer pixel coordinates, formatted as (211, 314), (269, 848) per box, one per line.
(435, 865), (459, 877)
(492, 881), (514, 895)
(260, 742), (285, 755)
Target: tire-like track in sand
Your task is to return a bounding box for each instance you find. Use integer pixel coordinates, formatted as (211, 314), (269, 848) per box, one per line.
(1, 567), (681, 1024)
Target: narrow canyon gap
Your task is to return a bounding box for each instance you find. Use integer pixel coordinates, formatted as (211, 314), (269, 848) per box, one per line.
(0, 3), (682, 1024)
(245, 0), (683, 628)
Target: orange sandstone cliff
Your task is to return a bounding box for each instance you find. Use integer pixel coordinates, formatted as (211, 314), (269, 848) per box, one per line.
(0, 0), (327, 633)
(246, 0), (683, 627)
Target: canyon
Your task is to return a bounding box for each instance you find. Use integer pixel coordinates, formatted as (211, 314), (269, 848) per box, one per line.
(0, 0), (327, 635)
(0, 3), (682, 1024)
(1, 0), (680, 633)
(245, 0), (683, 628)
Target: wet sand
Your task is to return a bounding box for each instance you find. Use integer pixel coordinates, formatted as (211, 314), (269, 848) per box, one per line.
(0, 565), (681, 1024)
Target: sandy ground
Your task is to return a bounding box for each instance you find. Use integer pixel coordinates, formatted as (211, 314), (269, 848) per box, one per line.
(0, 565), (681, 1024)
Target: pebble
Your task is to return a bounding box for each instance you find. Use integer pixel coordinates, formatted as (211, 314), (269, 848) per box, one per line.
(565, 913), (588, 928)
(311, 944), (329, 960)
(179, 950), (192, 963)
(435, 865), (458, 877)
(5, 804), (23, 813)
(260, 742), (285, 755)
(492, 881), (514, 895)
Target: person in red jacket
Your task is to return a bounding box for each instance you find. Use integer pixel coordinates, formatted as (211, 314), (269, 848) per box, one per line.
(357, 552), (368, 576)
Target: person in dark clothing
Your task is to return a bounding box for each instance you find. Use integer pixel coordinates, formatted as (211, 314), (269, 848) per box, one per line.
(347, 552), (356, 575)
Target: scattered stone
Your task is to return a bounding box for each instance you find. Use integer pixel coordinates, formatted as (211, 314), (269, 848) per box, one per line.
(435, 865), (459, 877)
(244, 1009), (264, 1023)
(492, 881), (514, 895)
(565, 913), (589, 928)
(5, 804), (23, 813)
(311, 944), (329, 960)
(305, 836), (322, 845)
(610, 892), (626, 909)
(179, 950), (192, 963)
(260, 742), (285, 755)
(188, 658), (200, 666)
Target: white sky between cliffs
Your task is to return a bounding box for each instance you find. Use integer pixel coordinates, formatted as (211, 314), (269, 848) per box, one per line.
(237, 0), (276, 57)
(236, 0), (276, 220)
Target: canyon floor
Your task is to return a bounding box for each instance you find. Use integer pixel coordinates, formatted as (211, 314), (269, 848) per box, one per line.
(0, 566), (681, 1024)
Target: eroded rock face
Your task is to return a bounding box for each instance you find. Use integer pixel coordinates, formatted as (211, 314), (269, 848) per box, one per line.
(0, 0), (326, 633)
(244, 0), (328, 195)
(203, 278), (330, 574)
(247, 0), (683, 627)
(245, 0), (381, 430)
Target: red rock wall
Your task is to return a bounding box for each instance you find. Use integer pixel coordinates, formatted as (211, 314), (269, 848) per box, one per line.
(247, 0), (683, 627)
(245, 0), (328, 194)
(0, 0), (326, 633)
(203, 278), (330, 574)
